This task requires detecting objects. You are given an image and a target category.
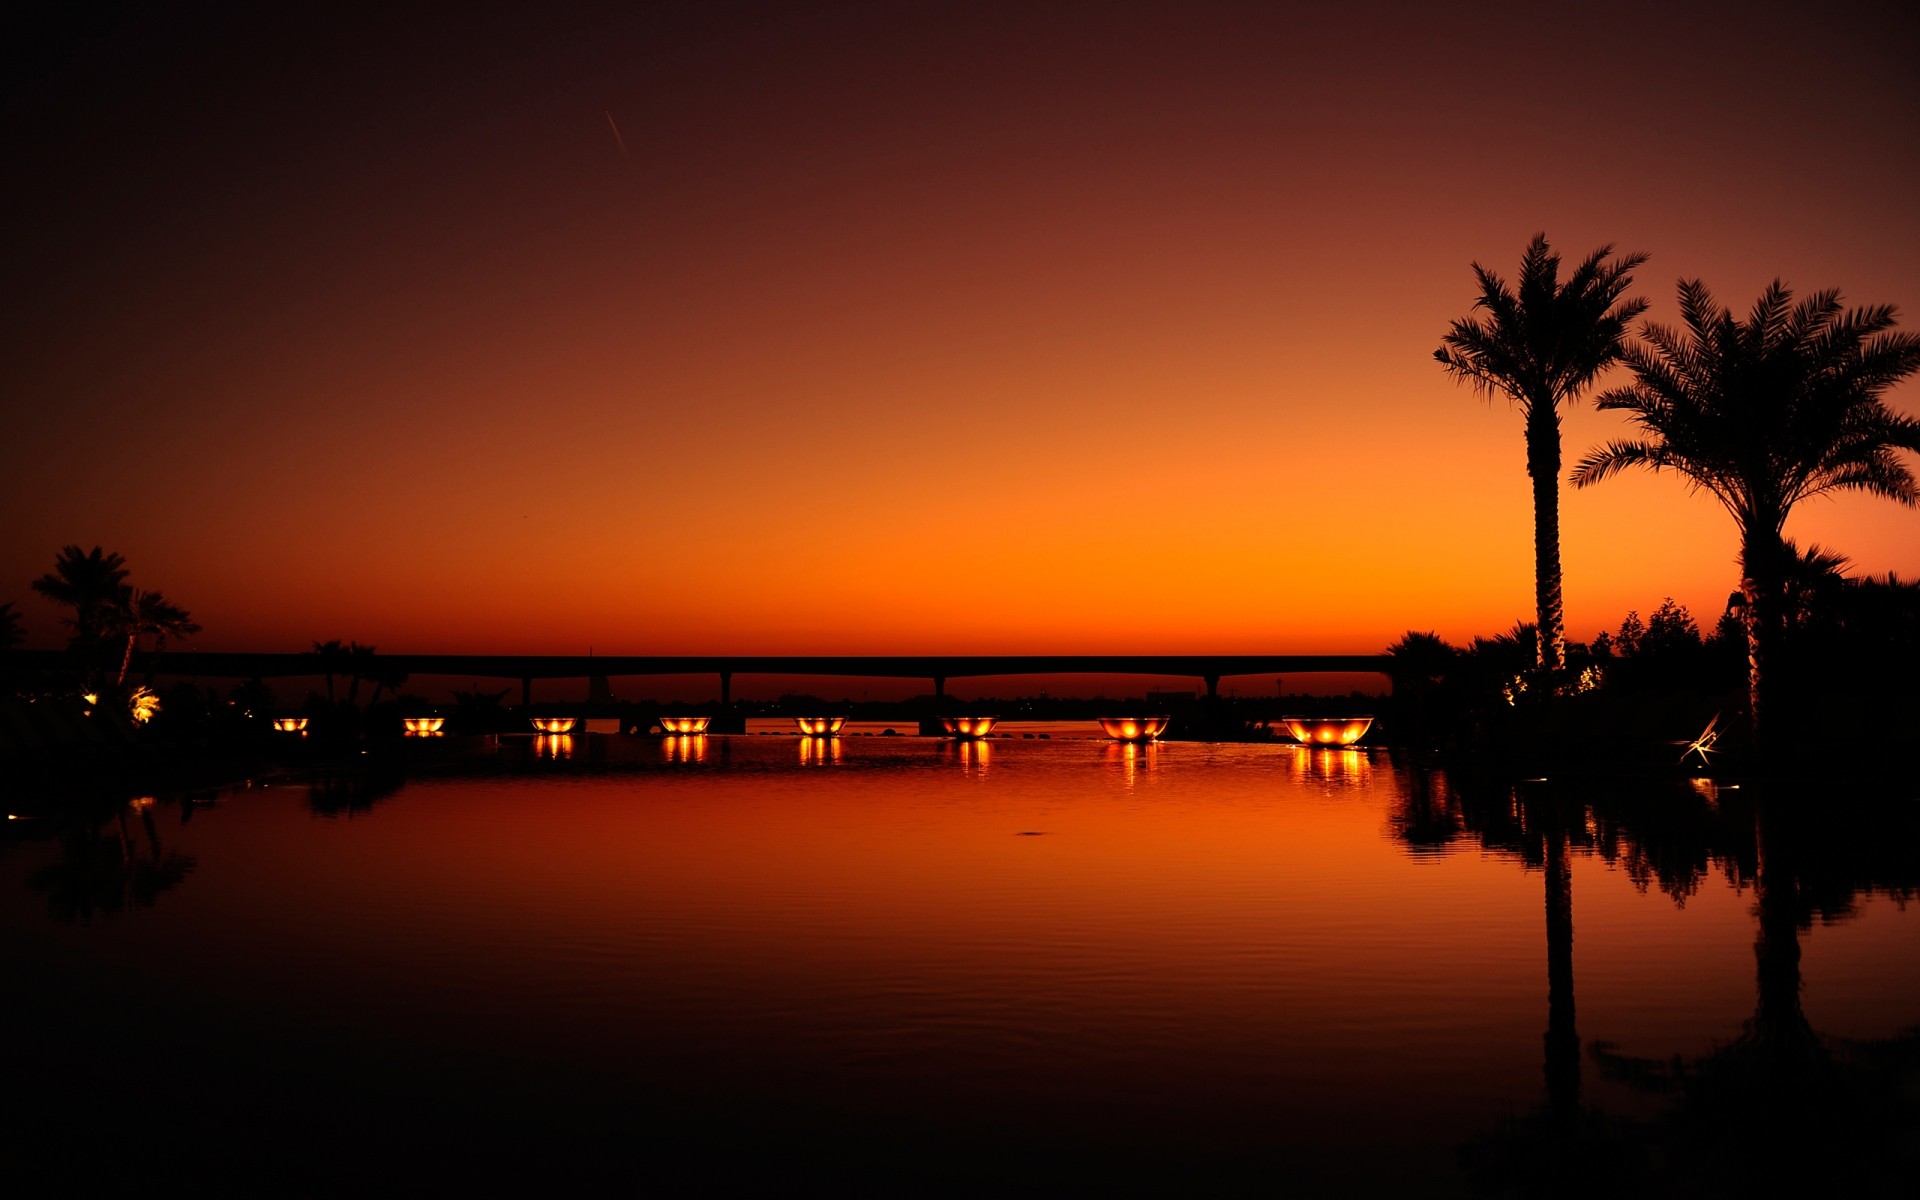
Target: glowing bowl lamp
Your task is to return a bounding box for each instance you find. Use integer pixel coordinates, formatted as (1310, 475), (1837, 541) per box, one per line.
(940, 716), (998, 739)
(1280, 716), (1373, 746)
(659, 716), (711, 735)
(794, 716), (848, 736)
(272, 717), (309, 733)
(531, 717), (579, 734)
(1098, 716), (1170, 742)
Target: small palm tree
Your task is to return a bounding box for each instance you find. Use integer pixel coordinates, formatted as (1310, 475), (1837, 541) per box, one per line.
(0, 601), (22, 652)
(346, 642), (376, 707)
(1436, 234), (1649, 675)
(108, 589), (201, 687)
(1571, 279), (1920, 741)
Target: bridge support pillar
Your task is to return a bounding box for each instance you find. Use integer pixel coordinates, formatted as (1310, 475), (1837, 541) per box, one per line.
(521, 676), (532, 708)
(1203, 674), (1220, 700)
(933, 675), (945, 700)
(720, 671), (732, 708)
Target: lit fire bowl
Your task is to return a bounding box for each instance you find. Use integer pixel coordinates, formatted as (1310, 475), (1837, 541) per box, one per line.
(1098, 716), (1170, 742)
(940, 716), (998, 739)
(1280, 717), (1373, 746)
(531, 717), (579, 734)
(272, 718), (309, 733)
(659, 716), (711, 735)
(404, 717), (446, 734)
(794, 716), (849, 736)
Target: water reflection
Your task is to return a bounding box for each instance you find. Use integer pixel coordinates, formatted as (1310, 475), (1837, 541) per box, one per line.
(1389, 766), (1464, 852)
(941, 737), (992, 776)
(1457, 777), (1920, 1194)
(307, 767), (406, 817)
(1104, 739), (1157, 787)
(8, 738), (1917, 1192)
(534, 733), (573, 760)
(25, 798), (196, 921)
(797, 735), (843, 766)
(1280, 745), (1372, 784)
(663, 734), (708, 764)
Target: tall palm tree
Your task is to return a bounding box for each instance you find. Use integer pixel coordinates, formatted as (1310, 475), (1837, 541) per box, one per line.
(30, 545), (130, 652)
(1571, 280), (1920, 742)
(109, 589), (201, 687)
(1436, 235), (1649, 674)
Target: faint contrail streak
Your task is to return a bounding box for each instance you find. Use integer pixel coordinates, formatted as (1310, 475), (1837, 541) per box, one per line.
(604, 111), (629, 158)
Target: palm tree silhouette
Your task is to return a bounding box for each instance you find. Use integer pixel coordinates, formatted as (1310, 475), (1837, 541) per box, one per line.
(108, 588), (200, 687)
(1436, 235), (1649, 675)
(0, 600), (22, 652)
(311, 639), (346, 703)
(30, 545), (130, 653)
(345, 642), (376, 706)
(1571, 280), (1920, 742)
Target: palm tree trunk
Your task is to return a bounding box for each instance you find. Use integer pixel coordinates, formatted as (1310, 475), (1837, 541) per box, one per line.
(1543, 827), (1579, 1117)
(116, 634), (136, 688)
(1739, 528), (1787, 746)
(1525, 408), (1567, 674)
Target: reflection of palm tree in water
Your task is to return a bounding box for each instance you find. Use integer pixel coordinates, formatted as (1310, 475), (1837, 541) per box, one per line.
(27, 801), (196, 921)
(1465, 785), (1920, 1193)
(1542, 825), (1579, 1119)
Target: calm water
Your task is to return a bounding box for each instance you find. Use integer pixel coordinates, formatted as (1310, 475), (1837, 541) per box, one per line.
(4, 731), (1916, 1194)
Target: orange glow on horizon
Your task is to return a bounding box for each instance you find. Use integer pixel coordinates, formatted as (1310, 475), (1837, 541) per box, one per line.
(4, 7), (1915, 662)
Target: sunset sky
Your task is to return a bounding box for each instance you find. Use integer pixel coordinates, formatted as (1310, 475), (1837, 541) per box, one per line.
(6, 0), (1918, 666)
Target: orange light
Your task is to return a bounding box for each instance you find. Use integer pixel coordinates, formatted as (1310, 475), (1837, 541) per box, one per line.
(531, 717), (578, 734)
(1098, 716), (1170, 742)
(663, 734), (708, 763)
(535, 732), (574, 758)
(794, 716), (848, 736)
(939, 715), (998, 739)
(273, 717), (310, 733)
(798, 734), (843, 764)
(404, 717), (446, 733)
(659, 716), (711, 734)
(1279, 717), (1373, 746)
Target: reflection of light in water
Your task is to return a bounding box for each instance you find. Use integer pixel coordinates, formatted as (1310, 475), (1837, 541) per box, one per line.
(535, 733), (574, 759)
(659, 716), (711, 735)
(956, 738), (992, 775)
(798, 736), (843, 765)
(404, 729), (445, 738)
(1284, 745), (1369, 783)
(664, 734), (708, 764)
(1105, 740), (1157, 787)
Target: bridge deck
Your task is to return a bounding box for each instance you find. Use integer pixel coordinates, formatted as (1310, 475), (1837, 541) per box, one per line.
(10, 650), (1392, 683)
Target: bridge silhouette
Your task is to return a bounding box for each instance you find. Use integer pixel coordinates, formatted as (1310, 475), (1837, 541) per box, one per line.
(26, 651), (1396, 706)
